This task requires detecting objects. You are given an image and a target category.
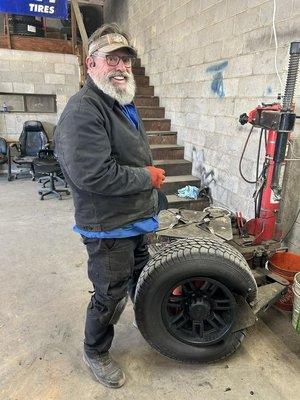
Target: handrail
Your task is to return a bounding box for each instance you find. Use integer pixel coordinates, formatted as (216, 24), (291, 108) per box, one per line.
(70, 0), (91, 82)
(71, 0), (88, 55)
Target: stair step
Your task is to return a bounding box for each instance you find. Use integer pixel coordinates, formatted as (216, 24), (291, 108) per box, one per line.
(162, 175), (200, 195)
(135, 75), (149, 86)
(143, 118), (171, 131)
(136, 86), (154, 95)
(138, 106), (165, 118)
(154, 159), (192, 175)
(133, 66), (145, 75)
(135, 58), (141, 67)
(147, 131), (177, 145)
(166, 194), (209, 211)
(135, 96), (159, 107)
(150, 144), (184, 159)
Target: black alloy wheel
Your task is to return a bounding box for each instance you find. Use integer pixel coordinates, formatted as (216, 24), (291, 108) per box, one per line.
(162, 277), (236, 346)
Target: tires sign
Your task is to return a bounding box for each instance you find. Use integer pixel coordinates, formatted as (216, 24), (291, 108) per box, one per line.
(0, 0), (68, 20)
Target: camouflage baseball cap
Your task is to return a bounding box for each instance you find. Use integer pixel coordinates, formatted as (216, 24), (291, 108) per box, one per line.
(88, 33), (137, 57)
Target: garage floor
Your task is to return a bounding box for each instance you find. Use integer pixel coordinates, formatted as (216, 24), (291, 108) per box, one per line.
(0, 177), (299, 400)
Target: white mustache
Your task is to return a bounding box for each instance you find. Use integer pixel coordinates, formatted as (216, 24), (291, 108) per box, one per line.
(108, 72), (130, 79)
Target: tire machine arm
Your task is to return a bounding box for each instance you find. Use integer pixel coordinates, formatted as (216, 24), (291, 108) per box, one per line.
(239, 42), (300, 245)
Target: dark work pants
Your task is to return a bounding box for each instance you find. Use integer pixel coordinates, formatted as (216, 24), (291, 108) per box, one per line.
(82, 234), (149, 356)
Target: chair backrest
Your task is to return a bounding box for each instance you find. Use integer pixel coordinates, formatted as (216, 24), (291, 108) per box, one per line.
(0, 137), (8, 164)
(19, 121), (49, 157)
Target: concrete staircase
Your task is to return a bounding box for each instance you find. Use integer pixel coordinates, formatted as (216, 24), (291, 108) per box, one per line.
(133, 59), (209, 210)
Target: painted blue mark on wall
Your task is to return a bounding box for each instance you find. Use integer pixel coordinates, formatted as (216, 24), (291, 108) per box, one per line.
(206, 60), (228, 73)
(266, 86), (272, 94)
(206, 60), (228, 98)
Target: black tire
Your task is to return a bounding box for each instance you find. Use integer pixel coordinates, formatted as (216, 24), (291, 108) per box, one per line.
(9, 24), (44, 37)
(9, 15), (38, 24)
(134, 237), (257, 363)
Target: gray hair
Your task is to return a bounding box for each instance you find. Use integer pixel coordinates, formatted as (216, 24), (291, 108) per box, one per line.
(88, 23), (132, 55)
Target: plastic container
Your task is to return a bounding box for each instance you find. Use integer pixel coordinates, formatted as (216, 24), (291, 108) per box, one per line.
(292, 272), (300, 332)
(268, 252), (300, 311)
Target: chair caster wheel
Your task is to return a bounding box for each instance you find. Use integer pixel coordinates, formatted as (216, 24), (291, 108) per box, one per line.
(66, 191), (70, 195)
(40, 197), (44, 200)
(38, 191), (42, 195)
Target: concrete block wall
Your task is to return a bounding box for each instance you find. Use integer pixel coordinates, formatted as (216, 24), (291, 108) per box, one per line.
(0, 49), (80, 141)
(104, 0), (300, 251)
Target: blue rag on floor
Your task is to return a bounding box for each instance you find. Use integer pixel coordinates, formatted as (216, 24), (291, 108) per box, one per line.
(177, 185), (200, 200)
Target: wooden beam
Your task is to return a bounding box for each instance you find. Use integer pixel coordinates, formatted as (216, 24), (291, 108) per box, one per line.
(71, 2), (78, 54)
(4, 14), (11, 49)
(71, 0), (88, 54)
(0, 35), (73, 54)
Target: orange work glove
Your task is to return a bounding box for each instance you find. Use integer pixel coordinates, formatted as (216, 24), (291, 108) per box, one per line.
(146, 166), (166, 189)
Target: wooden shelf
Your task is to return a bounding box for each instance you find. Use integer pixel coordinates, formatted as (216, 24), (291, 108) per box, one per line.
(0, 34), (74, 54)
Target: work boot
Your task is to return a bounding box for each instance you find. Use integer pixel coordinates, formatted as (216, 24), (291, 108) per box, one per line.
(83, 350), (126, 388)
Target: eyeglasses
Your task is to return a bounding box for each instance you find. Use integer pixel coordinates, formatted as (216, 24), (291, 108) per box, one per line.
(94, 54), (136, 67)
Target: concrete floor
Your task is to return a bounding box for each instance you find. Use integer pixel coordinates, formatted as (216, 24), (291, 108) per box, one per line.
(0, 177), (299, 400)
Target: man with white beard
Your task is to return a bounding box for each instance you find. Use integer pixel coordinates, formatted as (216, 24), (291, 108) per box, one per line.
(54, 24), (166, 388)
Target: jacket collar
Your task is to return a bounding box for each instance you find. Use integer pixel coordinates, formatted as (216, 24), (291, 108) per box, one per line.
(85, 75), (116, 109)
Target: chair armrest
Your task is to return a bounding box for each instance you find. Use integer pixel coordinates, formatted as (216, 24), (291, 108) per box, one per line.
(10, 143), (20, 152)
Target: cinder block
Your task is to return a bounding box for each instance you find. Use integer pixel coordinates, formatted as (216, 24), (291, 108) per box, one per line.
(64, 54), (79, 65)
(189, 10), (211, 34)
(45, 73), (65, 85)
(183, 141), (194, 161)
(198, 29), (212, 48)
(222, 37), (243, 58)
(33, 84), (56, 94)
(55, 63), (76, 75)
(238, 75), (266, 97)
(205, 0), (227, 24)
(188, 47), (205, 66)
(0, 60), (10, 71)
(287, 242), (300, 253)
(65, 74), (80, 86)
(215, 116), (238, 134)
(0, 82), (13, 92)
(276, 19), (297, 46)
(35, 52), (65, 63)
(9, 60), (32, 71)
(222, 78), (239, 97)
(234, 8), (260, 35)
(204, 41), (222, 62)
(185, 0), (201, 19)
(222, 133), (244, 155)
(211, 19), (233, 42)
(23, 72), (44, 84)
(201, 0), (222, 11)
(212, 185), (229, 208)
(243, 27), (272, 53)
(209, 98), (235, 116)
(0, 71), (23, 83)
(199, 114), (215, 131)
(0, 49), (12, 60)
(32, 62), (55, 73)
(55, 85), (78, 96)
(13, 82), (34, 93)
(226, 0), (247, 17)
(225, 54), (253, 77)
(185, 112), (200, 129)
(233, 97), (260, 116)
(260, 0), (292, 25)
(252, 48), (287, 75)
